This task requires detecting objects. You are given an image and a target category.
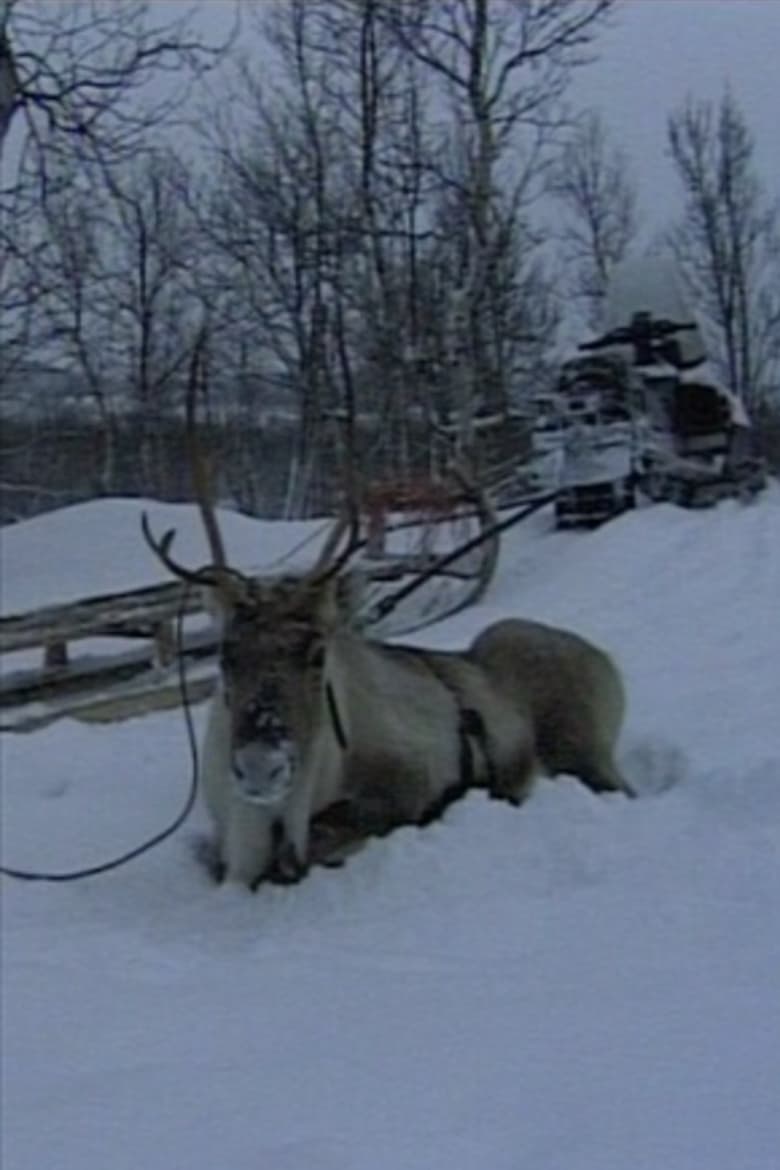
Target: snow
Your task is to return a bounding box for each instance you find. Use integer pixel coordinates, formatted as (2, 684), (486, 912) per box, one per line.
(0, 496), (332, 614)
(2, 486), (780, 1170)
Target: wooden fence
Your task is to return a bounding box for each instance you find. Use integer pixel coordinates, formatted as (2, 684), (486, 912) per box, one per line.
(0, 578), (228, 726)
(0, 492), (507, 729)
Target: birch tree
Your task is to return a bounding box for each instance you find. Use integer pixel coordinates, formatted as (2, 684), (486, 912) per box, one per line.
(550, 109), (638, 327)
(667, 88), (780, 409)
(378, 0), (616, 448)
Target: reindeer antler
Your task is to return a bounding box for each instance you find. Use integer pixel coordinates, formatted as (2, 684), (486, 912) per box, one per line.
(143, 323), (365, 593)
(307, 485), (365, 586)
(141, 512), (257, 606)
(140, 512), (220, 586)
(141, 323), (234, 587)
(185, 324), (227, 569)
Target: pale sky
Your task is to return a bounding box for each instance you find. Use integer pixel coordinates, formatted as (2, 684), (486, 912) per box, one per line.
(184, 0), (780, 238)
(570, 0), (780, 231)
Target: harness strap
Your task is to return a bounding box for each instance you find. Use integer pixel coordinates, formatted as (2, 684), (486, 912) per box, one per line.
(418, 653), (498, 791)
(325, 681), (349, 751)
(416, 709), (492, 828)
(324, 658), (496, 808)
(458, 706), (497, 790)
(458, 709), (477, 787)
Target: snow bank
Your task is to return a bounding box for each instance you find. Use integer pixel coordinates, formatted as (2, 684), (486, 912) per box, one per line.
(2, 487), (780, 1170)
(0, 497), (331, 614)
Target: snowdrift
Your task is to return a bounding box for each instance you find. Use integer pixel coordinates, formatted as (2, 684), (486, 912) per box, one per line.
(2, 486), (780, 1170)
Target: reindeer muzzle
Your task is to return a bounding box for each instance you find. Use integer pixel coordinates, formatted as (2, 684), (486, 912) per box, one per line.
(231, 709), (296, 806)
(231, 742), (295, 805)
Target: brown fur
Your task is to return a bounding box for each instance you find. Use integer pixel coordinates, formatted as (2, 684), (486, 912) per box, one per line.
(198, 572), (544, 885)
(199, 577), (631, 887)
(468, 618), (632, 797)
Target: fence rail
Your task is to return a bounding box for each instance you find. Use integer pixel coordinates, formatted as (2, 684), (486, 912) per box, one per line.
(0, 491), (511, 722)
(0, 576), (226, 719)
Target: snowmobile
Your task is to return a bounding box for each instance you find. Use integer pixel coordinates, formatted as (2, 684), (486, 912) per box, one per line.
(574, 312), (766, 511)
(549, 346), (637, 529)
(547, 255), (766, 528)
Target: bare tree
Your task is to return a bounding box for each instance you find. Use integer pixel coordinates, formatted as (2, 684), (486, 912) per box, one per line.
(667, 88), (780, 409)
(550, 109), (638, 327)
(377, 0), (616, 447)
(195, 0), (615, 509)
(288, 0), (441, 484)
(200, 2), (357, 515)
(0, 1), (232, 422)
(36, 170), (117, 490)
(0, 208), (43, 379)
(0, 1), (230, 189)
(35, 147), (204, 494)
(102, 150), (204, 486)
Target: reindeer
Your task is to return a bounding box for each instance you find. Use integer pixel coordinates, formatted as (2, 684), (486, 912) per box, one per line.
(142, 514), (541, 887)
(142, 341), (632, 889)
(144, 519), (633, 889)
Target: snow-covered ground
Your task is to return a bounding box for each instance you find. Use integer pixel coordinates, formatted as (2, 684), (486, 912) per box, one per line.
(2, 488), (780, 1170)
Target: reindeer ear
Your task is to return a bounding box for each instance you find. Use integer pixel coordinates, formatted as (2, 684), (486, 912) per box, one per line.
(201, 583), (231, 623)
(200, 571), (255, 626)
(312, 577), (341, 630)
(314, 568), (365, 630)
(337, 567), (367, 624)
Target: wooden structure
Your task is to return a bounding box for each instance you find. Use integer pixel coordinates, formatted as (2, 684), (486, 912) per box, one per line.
(0, 579), (225, 726)
(1, 580), (201, 664)
(1, 481), (501, 727)
(331, 472), (500, 637)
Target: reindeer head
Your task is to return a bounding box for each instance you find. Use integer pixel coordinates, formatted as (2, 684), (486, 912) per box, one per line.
(143, 327), (492, 806)
(141, 324), (366, 801)
(142, 503), (364, 804)
(217, 570), (364, 800)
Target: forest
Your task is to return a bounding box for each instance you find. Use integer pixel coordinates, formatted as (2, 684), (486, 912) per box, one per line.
(2, 0), (778, 523)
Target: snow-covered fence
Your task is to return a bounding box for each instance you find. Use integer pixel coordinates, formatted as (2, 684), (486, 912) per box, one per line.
(0, 580), (200, 658)
(0, 494), (507, 726)
(0, 579), (221, 720)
